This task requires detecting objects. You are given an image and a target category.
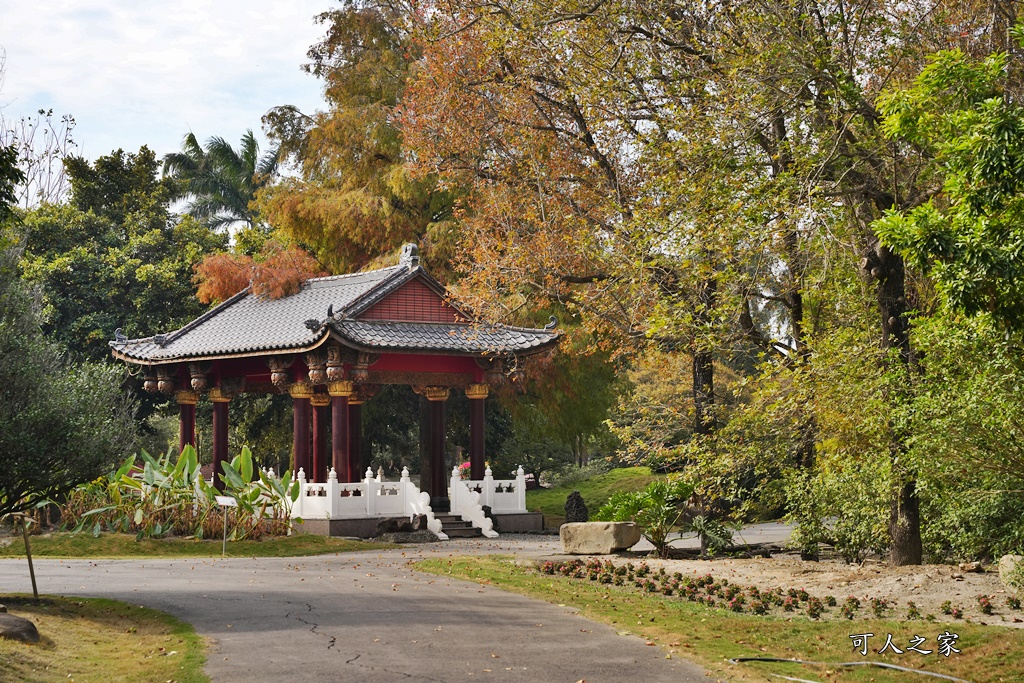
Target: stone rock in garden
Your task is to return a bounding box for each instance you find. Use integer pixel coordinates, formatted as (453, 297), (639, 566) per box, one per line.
(0, 604), (6, 613)
(481, 505), (499, 532)
(0, 613), (40, 644)
(376, 518), (414, 535)
(379, 530), (438, 543)
(560, 522), (641, 555)
(564, 491), (589, 523)
(999, 554), (1024, 586)
(411, 514), (428, 531)
(958, 561), (983, 573)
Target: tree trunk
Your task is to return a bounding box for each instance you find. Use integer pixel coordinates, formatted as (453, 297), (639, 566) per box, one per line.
(866, 239), (922, 566)
(693, 276), (717, 436)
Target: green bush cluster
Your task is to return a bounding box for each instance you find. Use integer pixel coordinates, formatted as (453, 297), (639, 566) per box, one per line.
(61, 445), (299, 541)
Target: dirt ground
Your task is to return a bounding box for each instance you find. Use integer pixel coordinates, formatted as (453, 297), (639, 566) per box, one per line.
(627, 551), (1019, 627)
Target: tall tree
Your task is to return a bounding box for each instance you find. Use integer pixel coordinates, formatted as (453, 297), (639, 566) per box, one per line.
(402, 0), (1014, 564)
(162, 130), (279, 241)
(20, 147), (226, 360)
(0, 238), (136, 518)
(259, 1), (455, 273)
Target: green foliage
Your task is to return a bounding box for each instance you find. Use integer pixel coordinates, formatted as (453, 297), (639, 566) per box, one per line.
(260, 1), (455, 273)
(0, 144), (25, 224)
(543, 459), (613, 490)
(0, 240), (136, 518)
(526, 466), (656, 527)
(162, 130), (279, 233)
(61, 445), (300, 541)
(19, 147), (226, 362)
(876, 44), (1024, 330)
(20, 204), (225, 361)
(596, 478), (694, 558)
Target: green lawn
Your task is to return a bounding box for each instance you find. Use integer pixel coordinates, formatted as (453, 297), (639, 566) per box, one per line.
(0, 532), (397, 559)
(527, 466), (658, 527)
(417, 555), (1023, 683)
(0, 595), (206, 683)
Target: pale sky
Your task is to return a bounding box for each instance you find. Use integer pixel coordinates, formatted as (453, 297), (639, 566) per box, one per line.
(0, 1), (329, 163)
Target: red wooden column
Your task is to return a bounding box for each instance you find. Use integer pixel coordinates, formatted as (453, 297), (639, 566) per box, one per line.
(289, 383), (313, 479)
(347, 398), (363, 482)
(175, 390), (198, 456)
(424, 386), (450, 511)
(466, 384), (488, 480)
(310, 394), (330, 483)
(328, 381), (353, 482)
(209, 387), (232, 492)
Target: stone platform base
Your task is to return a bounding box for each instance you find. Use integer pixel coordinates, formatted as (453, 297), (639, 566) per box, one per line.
(293, 517), (382, 538)
(492, 512), (545, 532)
(293, 512), (546, 538)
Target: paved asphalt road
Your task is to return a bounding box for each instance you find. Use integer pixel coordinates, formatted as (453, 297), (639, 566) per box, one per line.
(0, 536), (713, 683)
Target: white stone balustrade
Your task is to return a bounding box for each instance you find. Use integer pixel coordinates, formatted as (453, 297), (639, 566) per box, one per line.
(458, 466), (528, 513)
(289, 466), (448, 540)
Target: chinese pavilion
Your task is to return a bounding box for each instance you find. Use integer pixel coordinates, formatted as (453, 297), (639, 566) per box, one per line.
(110, 244), (559, 524)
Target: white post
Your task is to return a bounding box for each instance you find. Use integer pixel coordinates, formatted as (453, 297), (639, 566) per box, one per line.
(483, 466), (495, 510)
(364, 467), (376, 516)
(400, 466), (411, 518)
(450, 466), (462, 513)
(294, 467), (307, 518)
(328, 467), (339, 518)
(515, 465), (527, 512)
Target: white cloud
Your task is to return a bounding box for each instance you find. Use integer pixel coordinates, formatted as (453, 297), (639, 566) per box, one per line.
(0, 0), (328, 160)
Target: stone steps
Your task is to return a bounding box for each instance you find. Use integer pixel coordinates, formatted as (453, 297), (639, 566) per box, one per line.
(434, 513), (483, 538)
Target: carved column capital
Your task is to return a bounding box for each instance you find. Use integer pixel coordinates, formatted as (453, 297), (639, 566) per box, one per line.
(175, 390), (199, 406)
(143, 368), (159, 393)
(328, 380), (354, 397)
(266, 355), (294, 390)
(288, 382), (314, 399)
(351, 352), (380, 383)
(326, 345), (355, 382)
(305, 349), (327, 385)
(208, 387), (234, 403)
(414, 385), (451, 402)
(309, 394), (331, 408)
(465, 383), (489, 400)
(156, 366), (177, 395)
(188, 361), (212, 392)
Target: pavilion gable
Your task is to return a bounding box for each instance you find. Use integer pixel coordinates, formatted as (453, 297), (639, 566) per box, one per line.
(356, 277), (459, 324)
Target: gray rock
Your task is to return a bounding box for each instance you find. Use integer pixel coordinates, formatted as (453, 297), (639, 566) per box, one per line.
(564, 491), (589, 523)
(379, 530), (439, 544)
(0, 613), (40, 644)
(560, 522), (641, 555)
(376, 517), (415, 535)
(1000, 554), (1024, 587)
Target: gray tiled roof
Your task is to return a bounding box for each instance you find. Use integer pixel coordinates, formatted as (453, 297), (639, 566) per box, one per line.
(112, 266), (407, 362)
(332, 320), (557, 354)
(110, 263), (557, 362)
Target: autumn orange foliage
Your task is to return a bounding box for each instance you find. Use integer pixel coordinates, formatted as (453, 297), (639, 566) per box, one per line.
(194, 243), (326, 304)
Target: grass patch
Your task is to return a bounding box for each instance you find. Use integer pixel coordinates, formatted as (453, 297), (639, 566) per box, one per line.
(0, 594), (206, 683)
(0, 532), (397, 559)
(417, 555), (1023, 683)
(527, 466), (657, 527)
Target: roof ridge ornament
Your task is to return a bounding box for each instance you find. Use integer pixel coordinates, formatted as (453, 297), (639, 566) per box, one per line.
(399, 243), (420, 270)
(544, 315), (558, 331)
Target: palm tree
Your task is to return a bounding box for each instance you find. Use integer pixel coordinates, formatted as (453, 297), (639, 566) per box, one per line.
(163, 130), (279, 231)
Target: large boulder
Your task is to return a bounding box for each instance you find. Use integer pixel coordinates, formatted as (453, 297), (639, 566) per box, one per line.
(0, 613), (40, 644)
(1000, 554), (1024, 588)
(560, 522), (641, 555)
(564, 491), (589, 523)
